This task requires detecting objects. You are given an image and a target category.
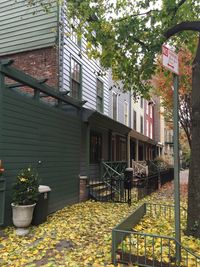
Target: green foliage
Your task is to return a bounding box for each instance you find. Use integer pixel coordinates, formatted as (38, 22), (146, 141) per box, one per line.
(153, 156), (170, 169)
(65, 0), (199, 96)
(12, 167), (39, 205)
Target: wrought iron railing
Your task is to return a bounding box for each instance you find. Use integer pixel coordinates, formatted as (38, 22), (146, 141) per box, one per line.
(132, 160), (149, 177)
(101, 161), (127, 179)
(89, 161), (129, 203)
(112, 203), (200, 267)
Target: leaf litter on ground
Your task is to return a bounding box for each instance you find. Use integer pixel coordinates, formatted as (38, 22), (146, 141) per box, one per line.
(0, 182), (198, 267)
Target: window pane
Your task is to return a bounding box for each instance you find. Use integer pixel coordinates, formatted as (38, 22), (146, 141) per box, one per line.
(97, 96), (103, 112)
(71, 59), (81, 99)
(71, 80), (80, 99)
(140, 116), (143, 134)
(140, 98), (143, 108)
(96, 79), (103, 112)
(113, 93), (117, 120)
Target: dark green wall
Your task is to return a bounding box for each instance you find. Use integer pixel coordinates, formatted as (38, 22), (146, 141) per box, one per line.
(1, 88), (81, 225)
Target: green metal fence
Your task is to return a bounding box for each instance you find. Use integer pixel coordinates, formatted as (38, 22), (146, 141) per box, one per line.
(101, 161), (127, 179)
(89, 161), (129, 203)
(112, 203), (200, 266)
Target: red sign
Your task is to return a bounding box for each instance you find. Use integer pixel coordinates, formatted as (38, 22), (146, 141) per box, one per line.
(162, 45), (179, 75)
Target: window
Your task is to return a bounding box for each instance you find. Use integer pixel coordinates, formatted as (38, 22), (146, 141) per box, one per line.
(70, 18), (82, 47)
(133, 110), (137, 130)
(146, 103), (149, 115)
(71, 31), (81, 48)
(71, 58), (81, 100)
(112, 92), (117, 120)
(90, 132), (102, 163)
(140, 97), (143, 109)
(124, 102), (128, 126)
(96, 79), (103, 112)
(140, 116), (144, 134)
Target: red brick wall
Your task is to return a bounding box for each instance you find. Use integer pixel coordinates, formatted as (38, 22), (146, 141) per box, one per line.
(0, 47), (59, 88)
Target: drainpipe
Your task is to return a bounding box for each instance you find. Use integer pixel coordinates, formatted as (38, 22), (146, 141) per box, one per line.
(57, 2), (64, 91)
(86, 123), (90, 179)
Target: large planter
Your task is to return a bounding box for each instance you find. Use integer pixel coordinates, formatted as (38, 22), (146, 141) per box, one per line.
(11, 203), (36, 236)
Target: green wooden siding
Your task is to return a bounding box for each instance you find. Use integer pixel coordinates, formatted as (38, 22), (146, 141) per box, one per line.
(0, 0), (58, 55)
(1, 88), (81, 225)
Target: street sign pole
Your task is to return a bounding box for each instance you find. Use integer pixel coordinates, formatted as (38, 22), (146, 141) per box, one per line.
(173, 74), (181, 264)
(162, 44), (180, 264)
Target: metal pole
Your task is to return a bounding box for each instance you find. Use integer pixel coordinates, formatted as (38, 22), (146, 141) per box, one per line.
(173, 74), (181, 264)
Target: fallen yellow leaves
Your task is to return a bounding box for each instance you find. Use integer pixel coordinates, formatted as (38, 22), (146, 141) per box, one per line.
(0, 183), (197, 267)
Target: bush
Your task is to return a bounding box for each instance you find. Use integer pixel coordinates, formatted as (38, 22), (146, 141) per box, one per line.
(12, 167), (39, 205)
(153, 156), (170, 170)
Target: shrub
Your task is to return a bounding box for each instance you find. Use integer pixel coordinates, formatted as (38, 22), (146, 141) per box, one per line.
(12, 167), (39, 205)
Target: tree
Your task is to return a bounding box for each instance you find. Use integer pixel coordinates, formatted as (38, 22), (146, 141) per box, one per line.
(26, 0), (200, 237)
(152, 46), (193, 148)
(66, 0), (200, 238)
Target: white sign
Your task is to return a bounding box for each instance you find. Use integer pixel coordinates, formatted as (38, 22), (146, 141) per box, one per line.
(162, 45), (179, 75)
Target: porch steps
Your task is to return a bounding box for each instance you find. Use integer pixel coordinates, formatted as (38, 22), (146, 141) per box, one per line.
(89, 180), (115, 201)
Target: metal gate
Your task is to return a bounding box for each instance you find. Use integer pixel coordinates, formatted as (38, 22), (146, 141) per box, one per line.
(0, 177), (6, 225)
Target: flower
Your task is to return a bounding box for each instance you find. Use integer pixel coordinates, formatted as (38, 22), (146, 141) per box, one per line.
(12, 166), (39, 205)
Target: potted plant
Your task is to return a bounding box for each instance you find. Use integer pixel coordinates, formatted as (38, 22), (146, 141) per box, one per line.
(11, 166), (39, 235)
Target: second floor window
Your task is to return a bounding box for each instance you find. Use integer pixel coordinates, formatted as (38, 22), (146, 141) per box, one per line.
(140, 97), (143, 109)
(70, 18), (82, 48)
(133, 110), (137, 130)
(124, 102), (128, 126)
(71, 58), (81, 100)
(112, 93), (117, 120)
(140, 116), (144, 134)
(96, 79), (103, 112)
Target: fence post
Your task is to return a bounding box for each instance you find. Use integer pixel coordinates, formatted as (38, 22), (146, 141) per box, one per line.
(112, 229), (117, 265)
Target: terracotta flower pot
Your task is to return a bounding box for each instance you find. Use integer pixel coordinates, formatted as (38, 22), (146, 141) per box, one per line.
(11, 203), (36, 236)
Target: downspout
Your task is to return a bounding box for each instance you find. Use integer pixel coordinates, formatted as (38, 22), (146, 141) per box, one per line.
(57, 1), (64, 91)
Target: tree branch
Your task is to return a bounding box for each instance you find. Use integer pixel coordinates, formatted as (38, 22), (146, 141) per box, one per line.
(164, 21), (200, 39)
(173, 0), (187, 16)
(133, 38), (150, 51)
(115, 9), (159, 23)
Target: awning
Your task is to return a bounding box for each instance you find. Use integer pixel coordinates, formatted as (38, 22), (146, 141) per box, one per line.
(130, 129), (157, 145)
(82, 108), (131, 135)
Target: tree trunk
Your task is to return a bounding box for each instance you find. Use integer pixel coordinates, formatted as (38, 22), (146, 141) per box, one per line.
(186, 36), (200, 237)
